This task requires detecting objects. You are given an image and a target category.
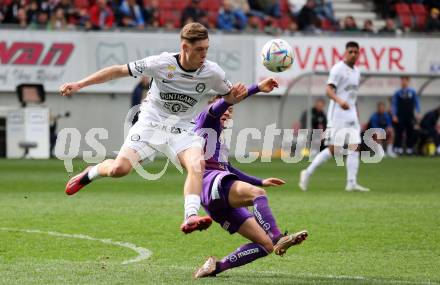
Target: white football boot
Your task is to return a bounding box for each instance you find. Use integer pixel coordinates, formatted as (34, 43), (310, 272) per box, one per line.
(194, 256), (217, 279)
(274, 230), (308, 256)
(345, 183), (370, 192)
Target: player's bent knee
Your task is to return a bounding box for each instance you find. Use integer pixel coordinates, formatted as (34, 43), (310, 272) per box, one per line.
(187, 159), (205, 175)
(254, 187), (266, 197)
(109, 162), (132, 177)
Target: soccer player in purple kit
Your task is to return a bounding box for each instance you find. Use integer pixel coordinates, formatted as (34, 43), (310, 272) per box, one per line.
(193, 78), (308, 278)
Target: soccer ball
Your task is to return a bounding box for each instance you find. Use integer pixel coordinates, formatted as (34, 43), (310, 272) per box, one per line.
(261, 39), (294, 73)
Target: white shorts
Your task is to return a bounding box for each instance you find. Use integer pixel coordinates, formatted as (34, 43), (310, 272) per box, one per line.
(122, 121), (204, 163)
(325, 120), (361, 146)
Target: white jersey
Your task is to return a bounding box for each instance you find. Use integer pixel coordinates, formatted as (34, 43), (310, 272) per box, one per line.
(127, 52), (232, 129)
(326, 61), (360, 126)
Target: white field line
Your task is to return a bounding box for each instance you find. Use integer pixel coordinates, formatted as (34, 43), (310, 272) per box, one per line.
(0, 227), (152, 265)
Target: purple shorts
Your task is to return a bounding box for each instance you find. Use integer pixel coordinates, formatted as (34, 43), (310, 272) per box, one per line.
(201, 169), (253, 234)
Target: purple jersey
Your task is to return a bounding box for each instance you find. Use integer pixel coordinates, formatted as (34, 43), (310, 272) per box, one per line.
(193, 84), (263, 234)
(193, 85), (263, 186)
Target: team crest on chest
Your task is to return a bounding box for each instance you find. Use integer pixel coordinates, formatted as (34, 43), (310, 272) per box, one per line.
(166, 65), (176, 79)
(164, 102), (189, 113)
(196, 83), (206, 93)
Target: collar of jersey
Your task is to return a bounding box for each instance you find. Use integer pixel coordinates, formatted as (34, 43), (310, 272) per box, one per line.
(174, 54), (198, 73)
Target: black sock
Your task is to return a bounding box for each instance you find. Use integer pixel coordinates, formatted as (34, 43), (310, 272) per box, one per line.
(79, 172), (92, 185)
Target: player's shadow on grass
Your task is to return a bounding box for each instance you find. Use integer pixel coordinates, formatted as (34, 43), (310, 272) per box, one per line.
(208, 271), (406, 285)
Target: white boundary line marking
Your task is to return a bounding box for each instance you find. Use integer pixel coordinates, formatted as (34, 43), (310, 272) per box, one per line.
(0, 227), (152, 265)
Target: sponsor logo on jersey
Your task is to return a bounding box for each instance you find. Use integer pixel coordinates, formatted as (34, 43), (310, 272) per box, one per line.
(131, 134), (141, 141)
(237, 248), (259, 259)
(254, 204), (267, 228)
(159, 93), (197, 106)
(167, 65), (176, 71)
(229, 254), (238, 262)
(167, 72), (174, 79)
(196, 83), (206, 93)
(263, 223), (270, 231)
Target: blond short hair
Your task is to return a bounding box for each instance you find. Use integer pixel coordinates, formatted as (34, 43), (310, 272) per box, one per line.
(180, 22), (209, 43)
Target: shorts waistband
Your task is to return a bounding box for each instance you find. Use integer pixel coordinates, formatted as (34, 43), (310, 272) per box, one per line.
(146, 121), (190, 134)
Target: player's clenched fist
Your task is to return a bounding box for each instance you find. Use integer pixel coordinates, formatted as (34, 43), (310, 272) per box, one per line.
(59, 82), (82, 96)
(258, 77), (278, 93)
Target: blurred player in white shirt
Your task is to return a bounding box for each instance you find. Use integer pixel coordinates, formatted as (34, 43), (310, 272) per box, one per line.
(59, 22), (246, 233)
(299, 41), (370, 192)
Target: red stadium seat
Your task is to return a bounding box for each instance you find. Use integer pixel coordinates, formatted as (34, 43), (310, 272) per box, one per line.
(207, 10), (219, 27)
(395, 3), (411, 15)
(411, 3), (428, 30)
(173, 0), (190, 11)
(158, 1), (173, 10)
(395, 3), (412, 28)
(320, 18), (333, 30)
(199, 0), (221, 12)
(399, 14), (412, 28)
(159, 9), (182, 28)
(278, 15), (290, 29)
(280, 0), (290, 14)
(74, 0), (90, 9)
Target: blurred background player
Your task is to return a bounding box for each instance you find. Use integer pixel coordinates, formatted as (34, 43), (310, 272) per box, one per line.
(299, 41), (370, 192)
(130, 76), (150, 125)
(59, 22), (244, 234)
(193, 78), (307, 278)
(367, 101), (396, 158)
(300, 98), (327, 154)
(419, 106), (440, 155)
(391, 76), (421, 155)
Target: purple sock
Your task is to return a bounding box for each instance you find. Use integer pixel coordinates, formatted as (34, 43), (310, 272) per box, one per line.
(253, 196), (282, 243)
(215, 243), (268, 274)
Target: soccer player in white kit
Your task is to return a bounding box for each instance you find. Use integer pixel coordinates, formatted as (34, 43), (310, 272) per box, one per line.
(299, 41), (370, 192)
(59, 23), (244, 233)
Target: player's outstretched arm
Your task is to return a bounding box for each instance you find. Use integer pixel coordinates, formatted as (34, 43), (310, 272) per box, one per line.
(227, 163), (264, 186)
(224, 83), (248, 104)
(224, 78), (278, 105)
(59, 64), (130, 96)
(258, 77), (278, 93)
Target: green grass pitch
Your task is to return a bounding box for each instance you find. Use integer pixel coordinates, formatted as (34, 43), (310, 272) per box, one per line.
(0, 157), (439, 285)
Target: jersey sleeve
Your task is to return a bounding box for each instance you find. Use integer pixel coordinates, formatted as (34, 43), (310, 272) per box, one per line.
(211, 64), (232, 95)
(226, 163), (263, 186)
(327, 65), (340, 89)
(127, 55), (161, 78)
